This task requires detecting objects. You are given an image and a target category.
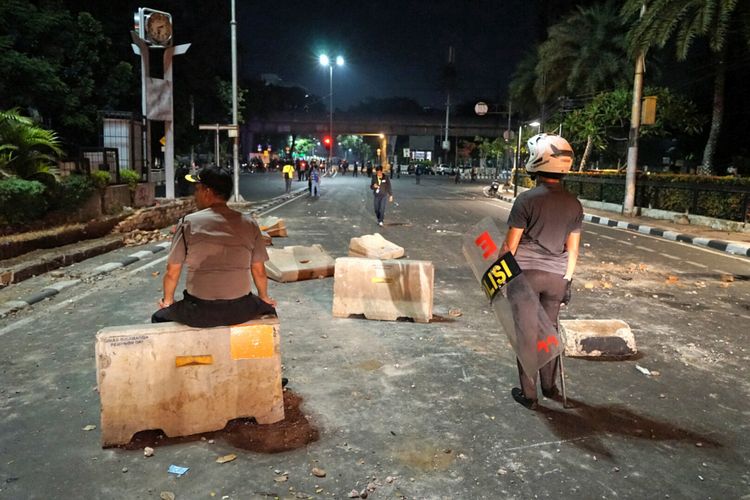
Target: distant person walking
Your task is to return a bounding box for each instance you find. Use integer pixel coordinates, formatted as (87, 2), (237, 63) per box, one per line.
(310, 165), (322, 197)
(370, 166), (393, 227)
(282, 161), (294, 193)
(415, 164), (422, 184)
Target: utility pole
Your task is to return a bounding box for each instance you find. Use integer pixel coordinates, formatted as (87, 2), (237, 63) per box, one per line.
(230, 0), (241, 202)
(624, 4), (646, 216)
(442, 46), (455, 156)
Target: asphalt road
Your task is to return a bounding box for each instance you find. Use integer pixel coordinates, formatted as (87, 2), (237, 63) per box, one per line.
(1, 173), (748, 499)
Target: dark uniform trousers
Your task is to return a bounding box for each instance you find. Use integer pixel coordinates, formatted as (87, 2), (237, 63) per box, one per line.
(152, 290), (276, 328)
(513, 269), (567, 400)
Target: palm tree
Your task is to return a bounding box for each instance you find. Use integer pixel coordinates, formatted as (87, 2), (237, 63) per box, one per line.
(623, 0), (750, 174)
(509, 51), (542, 116)
(0, 108), (63, 183)
(535, 0), (631, 105)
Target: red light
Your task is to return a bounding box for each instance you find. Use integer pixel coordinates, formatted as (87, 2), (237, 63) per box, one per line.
(323, 136), (332, 150)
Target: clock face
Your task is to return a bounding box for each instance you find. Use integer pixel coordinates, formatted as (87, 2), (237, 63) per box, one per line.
(146, 12), (172, 45)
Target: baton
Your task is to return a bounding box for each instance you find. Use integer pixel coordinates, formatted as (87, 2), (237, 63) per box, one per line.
(559, 354), (568, 408)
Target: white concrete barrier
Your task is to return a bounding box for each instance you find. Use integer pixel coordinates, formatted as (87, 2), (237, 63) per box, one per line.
(332, 257), (433, 323)
(257, 216), (287, 237)
(348, 233), (405, 259)
(560, 319), (636, 357)
(95, 318), (284, 447)
(265, 244), (335, 282)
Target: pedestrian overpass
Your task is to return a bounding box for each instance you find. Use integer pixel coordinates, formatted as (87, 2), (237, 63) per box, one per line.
(242, 111), (507, 168)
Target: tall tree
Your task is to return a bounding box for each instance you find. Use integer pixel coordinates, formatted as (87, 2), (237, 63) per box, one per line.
(562, 87), (702, 170)
(623, 0), (750, 174)
(535, 1), (631, 103)
(510, 1), (631, 121)
(0, 1), (136, 148)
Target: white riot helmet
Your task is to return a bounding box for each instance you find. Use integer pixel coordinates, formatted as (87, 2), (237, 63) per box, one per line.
(525, 133), (574, 174)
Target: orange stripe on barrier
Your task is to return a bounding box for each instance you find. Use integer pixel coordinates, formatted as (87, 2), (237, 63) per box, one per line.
(175, 355), (213, 367)
(230, 324), (275, 359)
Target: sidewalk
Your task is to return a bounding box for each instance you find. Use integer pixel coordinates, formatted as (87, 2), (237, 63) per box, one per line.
(0, 188), (310, 317)
(496, 190), (750, 257)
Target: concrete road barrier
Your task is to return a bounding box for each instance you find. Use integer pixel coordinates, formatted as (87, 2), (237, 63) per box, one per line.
(560, 319), (636, 357)
(265, 244), (335, 282)
(348, 233), (405, 259)
(257, 216), (288, 237)
(95, 318), (284, 447)
(332, 257), (433, 323)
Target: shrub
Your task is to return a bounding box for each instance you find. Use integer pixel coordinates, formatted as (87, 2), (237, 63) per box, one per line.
(0, 178), (48, 225)
(119, 169), (140, 192)
(90, 170), (111, 190)
(58, 174), (94, 211)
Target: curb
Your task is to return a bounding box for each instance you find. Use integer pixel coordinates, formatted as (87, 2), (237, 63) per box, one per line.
(0, 242), (171, 317)
(496, 194), (750, 258)
(0, 189), (311, 318)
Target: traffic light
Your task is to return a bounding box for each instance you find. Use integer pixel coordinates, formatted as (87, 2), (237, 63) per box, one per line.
(323, 136), (332, 150)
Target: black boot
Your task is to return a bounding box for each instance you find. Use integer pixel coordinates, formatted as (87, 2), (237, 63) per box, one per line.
(511, 387), (538, 410)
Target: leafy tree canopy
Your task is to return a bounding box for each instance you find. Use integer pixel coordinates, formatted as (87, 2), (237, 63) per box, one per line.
(0, 1), (136, 149)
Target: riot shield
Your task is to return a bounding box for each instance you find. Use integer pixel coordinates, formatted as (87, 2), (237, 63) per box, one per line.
(462, 217), (562, 376)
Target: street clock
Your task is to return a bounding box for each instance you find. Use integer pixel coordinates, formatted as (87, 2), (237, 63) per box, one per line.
(134, 7), (173, 47)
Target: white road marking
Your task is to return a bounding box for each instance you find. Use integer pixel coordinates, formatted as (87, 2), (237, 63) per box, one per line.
(128, 255), (167, 273)
(660, 253), (681, 260)
(620, 241), (634, 246)
(598, 234), (616, 240)
(583, 220), (750, 263)
(0, 286), (102, 337)
(635, 245), (655, 252)
(685, 261), (708, 268)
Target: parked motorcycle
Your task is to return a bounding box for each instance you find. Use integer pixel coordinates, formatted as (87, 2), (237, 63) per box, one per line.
(482, 179), (501, 198)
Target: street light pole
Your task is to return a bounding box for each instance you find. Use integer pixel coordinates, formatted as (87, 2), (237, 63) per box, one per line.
(230, 0), (240, 202)
(320, 54), (344, 172)
(328, 64), (333, 170)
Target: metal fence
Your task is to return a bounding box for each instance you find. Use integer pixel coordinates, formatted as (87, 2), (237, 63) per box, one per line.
(561, 175), (750, 223)
(80, 148), (121, 184)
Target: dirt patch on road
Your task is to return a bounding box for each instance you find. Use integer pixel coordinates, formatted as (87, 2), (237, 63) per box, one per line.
(123, 390), (319, 453)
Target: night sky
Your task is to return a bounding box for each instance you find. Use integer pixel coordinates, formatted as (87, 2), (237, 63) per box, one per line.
(238, 0), (537, 109)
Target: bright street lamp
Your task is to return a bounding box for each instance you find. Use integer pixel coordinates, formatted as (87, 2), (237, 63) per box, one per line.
(319, 53), (344, 169)
(514, 118), (542, 197)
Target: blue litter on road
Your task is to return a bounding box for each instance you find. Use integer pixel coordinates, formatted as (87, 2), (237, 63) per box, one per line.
(168, 465), (189, 476)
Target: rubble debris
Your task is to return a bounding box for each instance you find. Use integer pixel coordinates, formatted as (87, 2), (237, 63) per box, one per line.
(311, 467), (326, 478)
(216, 454), (237, 464)
(123, 229), (168, 246)
(635, 364), (651, 376)
(448, 308), (462, 318)
(144, 447), (154, 457)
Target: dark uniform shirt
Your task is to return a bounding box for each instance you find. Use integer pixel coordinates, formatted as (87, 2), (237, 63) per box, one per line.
(507, 183), (583, 275)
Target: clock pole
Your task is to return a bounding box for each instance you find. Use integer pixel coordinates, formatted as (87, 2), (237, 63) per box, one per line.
(131, 9), (188, 200)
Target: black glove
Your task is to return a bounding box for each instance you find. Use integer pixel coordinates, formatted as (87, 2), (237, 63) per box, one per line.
(562, 278), (573, 305)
